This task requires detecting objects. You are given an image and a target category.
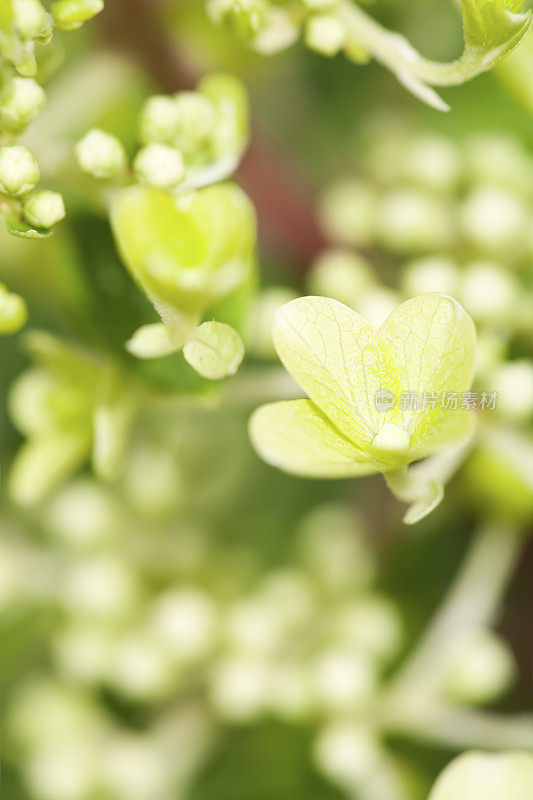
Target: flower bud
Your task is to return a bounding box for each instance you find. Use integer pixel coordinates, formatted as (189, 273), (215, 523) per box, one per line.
(305, 14), (346, 56)
(23, 190), (66, 229)
(52, 0), (104, 31)
(208, 0), (267, 41)
(75, 129), (127, 180)
(0, 146), (39, 195)
(308, 249), (373, 309)
(401, 134), (461, 193)
(460, 261), (516, 322)
(493, 360), (533, 422)
(402, 256), (459, 297)
(319, 179), (378, 246)
(0, 77), (46, 131)
(379, 188), (452, 253)
(173, 92), (216, 157)
(138, 95), (181, 146)
(429, 752), (533, 800)
(133, 143), (185, 190)
(461, 186), (528, 254)
(442, 630), (515, 706)
(0, 285), (28, 334)
(314, 722), (384, 789)
(12, 0), (50, 39)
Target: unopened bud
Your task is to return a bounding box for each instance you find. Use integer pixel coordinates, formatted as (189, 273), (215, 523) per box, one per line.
(173, 92), (216, 157)
(0, 146), (39, 196)
(23, 190), (66, 229)
(0, 77), (46, 131)
(138, 95), (181, 146)
(305, 14), (346, 56)
(75, 129), (127, 180)
(12, 0), (50, 39)
(52, 0), (104, 31)
(442, 630), (515, 706)
(133, 143), (185, 190)
(0, 285), (28, 335)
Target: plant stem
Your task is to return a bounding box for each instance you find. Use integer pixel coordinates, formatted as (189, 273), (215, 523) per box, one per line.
(390, 522), (524, 699)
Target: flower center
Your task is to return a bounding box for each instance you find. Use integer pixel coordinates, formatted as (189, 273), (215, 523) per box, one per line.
(371, 423), (410, 456)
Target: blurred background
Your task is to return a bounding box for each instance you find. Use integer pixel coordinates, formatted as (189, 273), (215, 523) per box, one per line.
(1, 1), (532, 799)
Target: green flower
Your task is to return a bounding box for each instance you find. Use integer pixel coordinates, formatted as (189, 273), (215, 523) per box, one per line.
(250, 293), (476, 522)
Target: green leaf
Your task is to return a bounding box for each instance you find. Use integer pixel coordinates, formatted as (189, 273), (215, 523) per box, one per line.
(249, 399), (382, 478)
(462, 0), (532, 61)
(6, 215), (54, 240)
(272, 296), (403, 453)
(183, 320), (244, 379)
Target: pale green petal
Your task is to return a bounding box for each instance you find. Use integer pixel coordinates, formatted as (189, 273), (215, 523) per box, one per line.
(409, 408), (477, 459)
(403, 480), (444, 525)
(379, 293), (476, 447)
(183, 321), (244, 380)
(273, 296), (402, 451)
(249, 399), (382, 478)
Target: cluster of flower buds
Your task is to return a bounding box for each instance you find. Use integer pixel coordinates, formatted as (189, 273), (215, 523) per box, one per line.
(0, 0), (104, 242)
(75, 74), (254, 381)
(75, 73), (249, 192)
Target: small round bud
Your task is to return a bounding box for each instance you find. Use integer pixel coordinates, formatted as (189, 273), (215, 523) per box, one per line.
(379, 188), (452, 253)
(23, 190), (66, 229)
(133, 143), (185, 190)
(312, 648), (376, 711)
(208, 0), (267, 40)
(52, 0), (104, 31)
(0, 77), (46, 131)
(308, 249), (373, 309)
(461, 186), (528, 254)
(314, 722), (383, 789)
(0, 146), (40, 196)
(402, 256), (459, 297)
(0, 286), (28, 334)
(460, 261), (516, 322)
(401, 134), (461, 193)
(75, 129), (127, 180)
(442, 630), (516, 706)
(138, 95), (181, 145)
(12, 0), (50, 39)
(319, 179), (378, 246)
(493, 360), (533, 422)
(173, 92), (216, 157)
(305, 14), (346, 56)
